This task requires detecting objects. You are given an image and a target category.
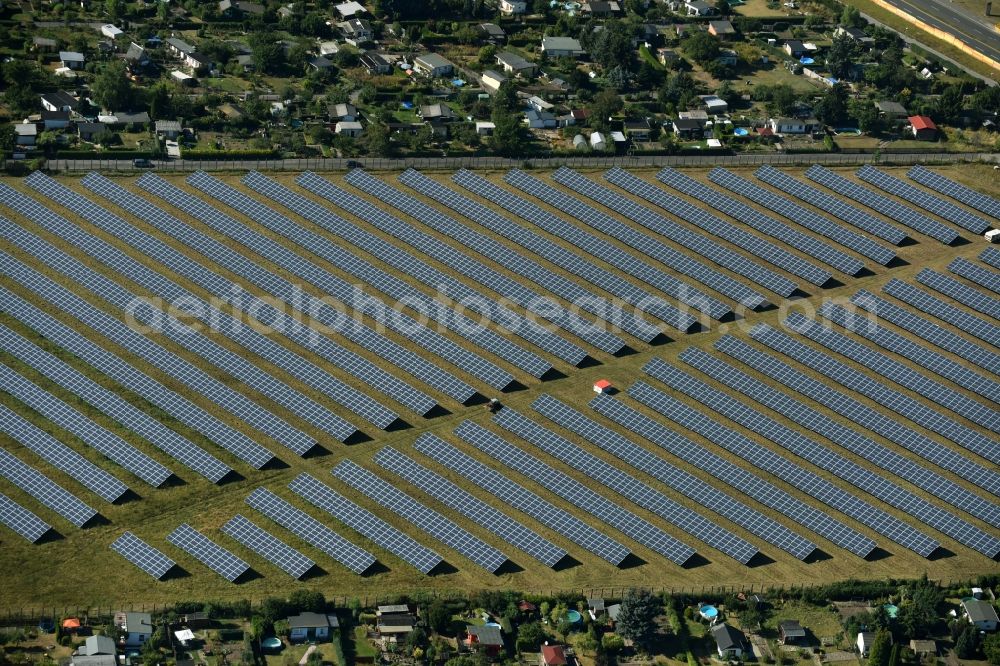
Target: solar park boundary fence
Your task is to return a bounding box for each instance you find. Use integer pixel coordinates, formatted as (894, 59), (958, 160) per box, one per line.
(0, 578), (991, 626)
(39, 151), (1000, 174)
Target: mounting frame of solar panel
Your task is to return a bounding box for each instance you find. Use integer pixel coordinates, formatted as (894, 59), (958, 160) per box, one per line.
(0, 284), (271, 472)
(0, 492), (52, 543)
(0, 448), (97, 527)
(657, 167), (867, 276)
(883, 279), (1000, 351)
(677, 345), (1000, 558)
(908, 165), (1000, 220)
(221, 514), (315, 579)
(804, 165), (958, 244)
(167, 523), (250, 582)
(110, 531), (176, 579)
(135, 172), (477, 405)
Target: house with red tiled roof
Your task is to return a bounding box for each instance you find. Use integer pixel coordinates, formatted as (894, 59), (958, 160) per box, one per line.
(540, 645), (568, 666)
(908, 115), (938, 140)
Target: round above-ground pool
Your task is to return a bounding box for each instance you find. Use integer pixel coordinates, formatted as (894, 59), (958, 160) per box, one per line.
(566, 610), (583, 624)
(699, 605), (719, 621)
(262, 637), (283, 650)
(733, 128), (749, 137)
(883, 604), (899, 619)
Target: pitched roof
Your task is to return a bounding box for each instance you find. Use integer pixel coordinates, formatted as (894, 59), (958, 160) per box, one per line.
(155, 120), (182, 131)
(335, 0), (367, 16)
(709, 20), (736, 33)
(15, 123), (37, 136)
(124, 612), (152, 633)
(542, 645), (567, 665)
(73, 656), (116, 666)
(415, 52), (453, 69)
(359, 52), (389, 69)
(963, 599), (999, 623)
(59, 51), (85, 62)
(467, 624), (503, 646)
(876, 100), (907, 114)
(80, 635), (116, 656)
(909, 115), (937, 131)
(42, 90), (79, 109)
(542, 36), (584, 52)
(497, 51), (534, 69)
(288, 612), (339, 629)
(711, 624), (746, 651)
(33, 36), (58, 47)
(480, 23), (506, 37)
(166, 37), (196, 53)
(779, 620), (805, 637)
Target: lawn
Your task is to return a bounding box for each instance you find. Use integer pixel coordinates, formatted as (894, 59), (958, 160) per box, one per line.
(351, 627), (378, 660)
(735, 0), (797, 18)
(766, 602), (846, 648)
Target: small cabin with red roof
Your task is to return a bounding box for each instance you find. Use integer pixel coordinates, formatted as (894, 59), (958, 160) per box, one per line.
(540, 645), (569, 666)
(593, 379), (613, 394)
(908, 115), (938, 140)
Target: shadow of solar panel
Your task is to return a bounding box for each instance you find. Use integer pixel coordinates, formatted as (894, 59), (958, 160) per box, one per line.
(373, 447), (566, 568)
(0, 285), (270, 472)
(222, 514), (315, 579)
(947, 258), (1000, 301)
(331, 460), (508, 573)
(708, 168), (896, 265)
(246, 487), (376, 574)
(711, 334), (1000, 527)
(243, 172), (555, 378)
(167, 523), (250, 582)
(749, 323), (1000, 493)
(755, 166), (907, 244)
(804, 165), (958, 244)
(552, 167), (777, 307)
(884, 279), (1000, 350)
(506, 169), (733, 320)
(405, 169), (665, 341)
(0, 492), (52, 543)
(111, 531), (176, 579)
(674, 347), (1000, 558)
(0, 403), (129, 503)
(607, 167), (830, 288)
(642, 357), (940, 558)
(289, 472), (442, 574)
(0, 448), (97, 527)
(187, 172), (514, 392)
(298, 172), (589, 367)
(532, 394), (819, 561)
(413, 433), (631, 566)
(857, 165), (991, 234)
(909, 166), (1000, 220)
(658, 167), (866, 275)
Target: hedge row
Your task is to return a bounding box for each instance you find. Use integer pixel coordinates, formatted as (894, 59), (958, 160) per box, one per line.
(180, 149), (279, 160)
(55, 150), (152, 159)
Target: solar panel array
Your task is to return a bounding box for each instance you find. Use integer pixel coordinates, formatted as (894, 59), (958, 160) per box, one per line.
(110, 531), (176, 579)
(242, 172), (554, 379)
(374, 445), (567, 568)
(641, 358), (940, 557)
(982, 246), (1000, 270)
(166, 523), (250, 582)
(883, 279), (1000, 350)
(413, 433), (632, 565)
(136, 173), (477, 405)
(755, 166), (907, 244)
(331, 460), (509, 573)
(297, 172), (589, 367)
(0, 402), (129, 503)
(804, 165), (958, 244)
(626, 382), (877, 558)
(856, 165), (992, 234)
(0, 352), (172, 489)
(491, 408), (748, 564)
(948, 258), (1000, 300)
(552, 167), (785, 303)
(919, 264), (1000, 324)
(245, 487), (377, 574)
(605, 167), (831, 287)
(288, 472), (443, 574)
(339, 170), (629, 354)
(709, 168), (897, 265)
(657, 167), (865, 276)
(532, 394), (819, 560)
(500, 169), (731, 319)
(678, 345), (1000, 558)
(449, 170), (698, 335)
(749, 323), (1000, 488)
(908, 165), (1000, 220)
(0, 448), (97, 527)
(221, 514), (315, 579)
(0, 284), (272, 472)
(711, 335), (1000, 528)
(0, 492), (52, 543)
(188, 171), (516, 391)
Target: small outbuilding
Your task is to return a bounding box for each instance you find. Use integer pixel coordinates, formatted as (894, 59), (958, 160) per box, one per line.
(711, 624), (747, 659)
(909, 115), (938, 140)
(593, 379), (613, 394)
(288, 613), (339, 643)
(779, 620), (806, 645)
(962, 599), (999, 632)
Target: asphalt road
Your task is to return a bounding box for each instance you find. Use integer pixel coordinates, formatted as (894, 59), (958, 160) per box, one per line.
(879, 0), (1000, 66)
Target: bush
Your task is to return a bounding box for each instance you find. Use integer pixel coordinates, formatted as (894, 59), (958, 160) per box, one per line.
(180, 148), (278, 160)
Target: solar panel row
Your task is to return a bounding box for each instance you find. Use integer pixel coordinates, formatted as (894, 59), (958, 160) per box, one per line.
(678, 346), (1000, 558)
(296, 172), (590, 367)
(755, 165), (908, 244)
(136, 173), (477, 405)
(642, 357), (940, 558)
(504, 169), (733, 319)
(948, 258), (1000, 301)
(982, 247), (1000, 270)
(0, 285), (272, 471)
(110, 531), (176, 579)
(553, 167), (786, 303)
(606, 167), (831, 287)
(708, 168), (897, 265)
(341, 169), (631, 353)
(908, 165), (1000, 220)
(188, 172), (516, 391)
(918, 264), (1000, 320)
(749, 323), (1000, 492)
(413, 433), (632, 566)
(80, 173), (433, 421)
(882, 279), (1000, 351)
(856, 165), (992, 234)
(0, 492), (52, 543)
(658, 167), (866, 275)
(0, 448), (97, 527)
(804, 165), (958, 244)
(711, 335), (1000, 526)
(454, 170), (703, 332)
(16, 178), (361, 443)
(532, 394), (814, 561)
(167, 523), (250, 582)
(221, 513), (315, 579)
(241, 172), (555, 379)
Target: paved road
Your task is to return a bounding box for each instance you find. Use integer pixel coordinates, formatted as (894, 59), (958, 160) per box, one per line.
(879, 0), (1000, 67)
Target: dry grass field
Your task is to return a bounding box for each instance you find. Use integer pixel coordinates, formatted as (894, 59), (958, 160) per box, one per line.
(0, 163), (998, 611)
